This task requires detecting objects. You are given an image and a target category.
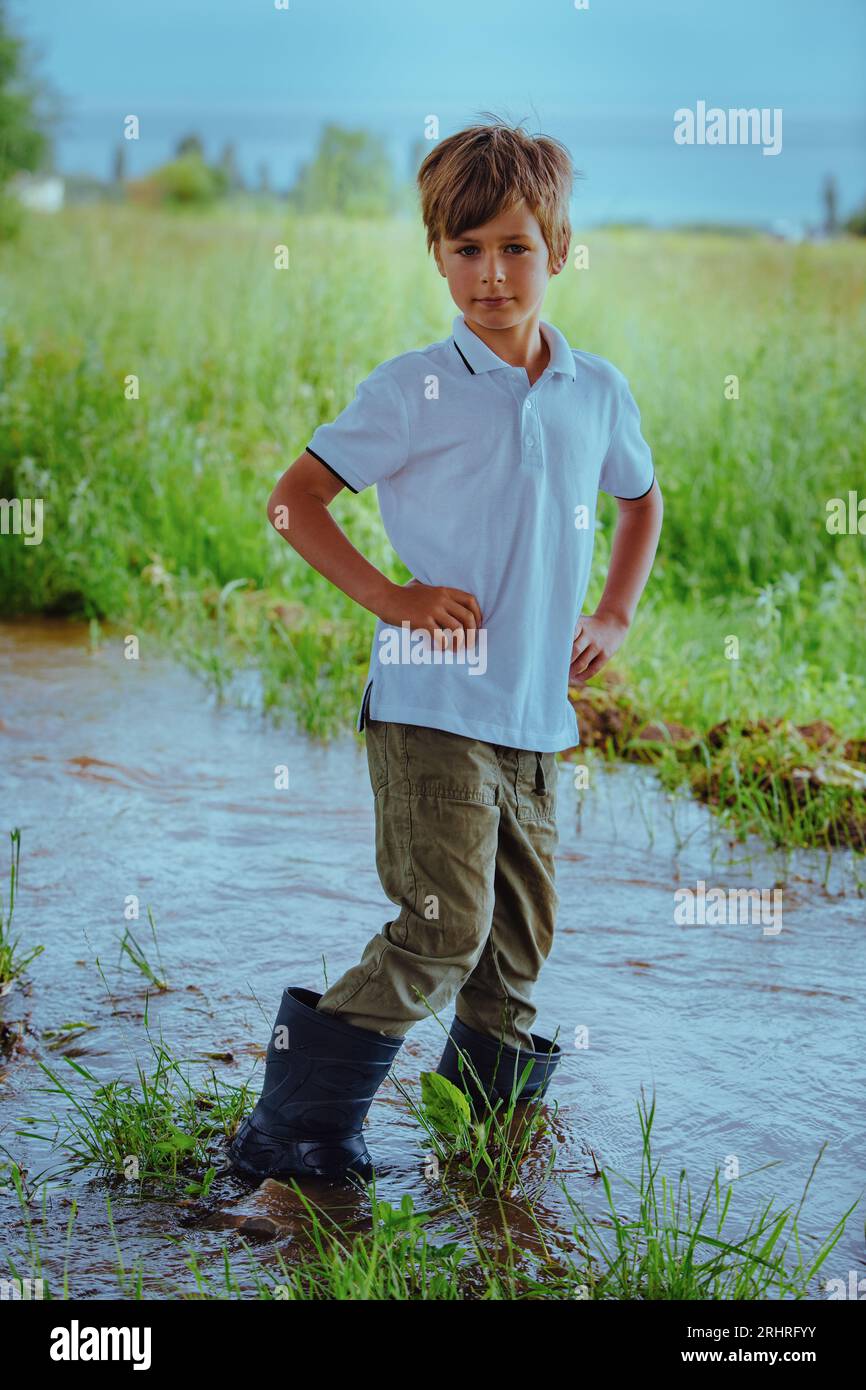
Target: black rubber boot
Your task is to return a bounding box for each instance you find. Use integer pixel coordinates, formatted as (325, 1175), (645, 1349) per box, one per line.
(228, 987), (405, 1183)
(435, 1013), (562, 1115)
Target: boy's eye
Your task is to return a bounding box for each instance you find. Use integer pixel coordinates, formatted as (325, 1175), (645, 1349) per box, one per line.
(456, 244), (529, 256)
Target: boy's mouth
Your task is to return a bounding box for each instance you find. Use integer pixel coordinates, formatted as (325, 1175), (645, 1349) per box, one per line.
(476, 297), (512, 307)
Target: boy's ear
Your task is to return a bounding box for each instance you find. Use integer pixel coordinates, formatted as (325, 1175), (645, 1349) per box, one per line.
(550, 236), (569, 275)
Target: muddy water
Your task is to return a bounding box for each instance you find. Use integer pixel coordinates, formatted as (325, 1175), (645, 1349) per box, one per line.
(1, 617), (863, 1299)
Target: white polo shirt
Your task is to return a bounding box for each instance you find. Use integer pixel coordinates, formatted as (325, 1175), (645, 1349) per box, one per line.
(306, 312), (655, 752)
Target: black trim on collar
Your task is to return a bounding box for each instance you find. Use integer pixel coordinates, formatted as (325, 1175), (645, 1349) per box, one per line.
(452, 340), (475, 374)
(614, 471), (655, 501)
(306, 445), (359, 494)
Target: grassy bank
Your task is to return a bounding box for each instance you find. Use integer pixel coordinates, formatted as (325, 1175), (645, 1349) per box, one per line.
(6, 1082), (848, 1300)
(1, 206), (865, 850)
(2, 895), (850, 1301)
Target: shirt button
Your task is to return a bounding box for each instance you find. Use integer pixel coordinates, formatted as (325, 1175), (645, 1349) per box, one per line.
(525, 400), (533, 410)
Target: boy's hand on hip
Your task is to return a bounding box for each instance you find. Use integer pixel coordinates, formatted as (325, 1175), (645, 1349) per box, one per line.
(569, 610), (629, 685)
(379, 577), (482, 651)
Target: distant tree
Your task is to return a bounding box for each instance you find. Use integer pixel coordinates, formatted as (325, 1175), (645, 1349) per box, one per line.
(218, 140), (244, 193)
(0, 0), (53, 234)
(127, 150), (228, 208)
(821, 174), (838, 235)
(176, 132), (205, 159)
(256, 160), (271, 195)
(408, 135), (428, 179)
(843, 197), (866, 237)
(111, 142), (126, 184)
(288, 123), (397, 216)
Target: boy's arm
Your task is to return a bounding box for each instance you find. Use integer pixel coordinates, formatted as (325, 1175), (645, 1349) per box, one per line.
(594, 477), (663, 627)
(267, 452), (482, 639)
(267, 451), (397, 620)
(570, 477), (664, 684)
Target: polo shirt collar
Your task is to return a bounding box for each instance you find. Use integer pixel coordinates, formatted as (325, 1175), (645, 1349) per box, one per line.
(451, 312), (576, 381)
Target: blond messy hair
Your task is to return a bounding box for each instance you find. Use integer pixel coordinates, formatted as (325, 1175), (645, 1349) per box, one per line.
(416, 114), (575, 272)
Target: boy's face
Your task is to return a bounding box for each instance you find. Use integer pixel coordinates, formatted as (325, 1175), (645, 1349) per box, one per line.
(433, 199), (566, 329)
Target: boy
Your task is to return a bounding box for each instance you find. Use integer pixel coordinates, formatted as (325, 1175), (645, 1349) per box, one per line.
(229, 119), (663, 1185)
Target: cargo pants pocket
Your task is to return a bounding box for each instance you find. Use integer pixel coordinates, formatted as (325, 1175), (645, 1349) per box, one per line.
(515, 749), (558, 824)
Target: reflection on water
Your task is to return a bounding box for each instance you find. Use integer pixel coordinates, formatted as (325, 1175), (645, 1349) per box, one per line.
(0, 617), (863, 1298)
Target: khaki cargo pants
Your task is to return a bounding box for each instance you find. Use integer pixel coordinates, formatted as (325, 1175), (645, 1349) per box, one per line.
(316, 718), (560, 1048)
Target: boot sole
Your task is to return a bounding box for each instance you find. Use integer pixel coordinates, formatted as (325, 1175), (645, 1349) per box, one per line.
(228, 1118), (376, 1184)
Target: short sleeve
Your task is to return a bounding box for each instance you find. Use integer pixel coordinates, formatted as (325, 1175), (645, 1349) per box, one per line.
(598, 375), (655, 499)
(305, 364), (409, 495)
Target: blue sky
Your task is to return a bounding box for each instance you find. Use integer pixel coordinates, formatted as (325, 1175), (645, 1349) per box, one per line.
(13, 0), (866, 227)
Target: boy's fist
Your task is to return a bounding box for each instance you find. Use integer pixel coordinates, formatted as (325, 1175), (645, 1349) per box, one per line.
(569, 610), (628, 685)
(379, 578), (482, 651)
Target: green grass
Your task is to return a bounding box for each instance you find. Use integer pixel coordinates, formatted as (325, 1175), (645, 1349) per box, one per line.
(18, 1026), (238, 1192)
(2, 971), (854, 1300)
(0, 828), (44, 990)
(1, 206), (865, 846)
(2, 1049), (852, 1299)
